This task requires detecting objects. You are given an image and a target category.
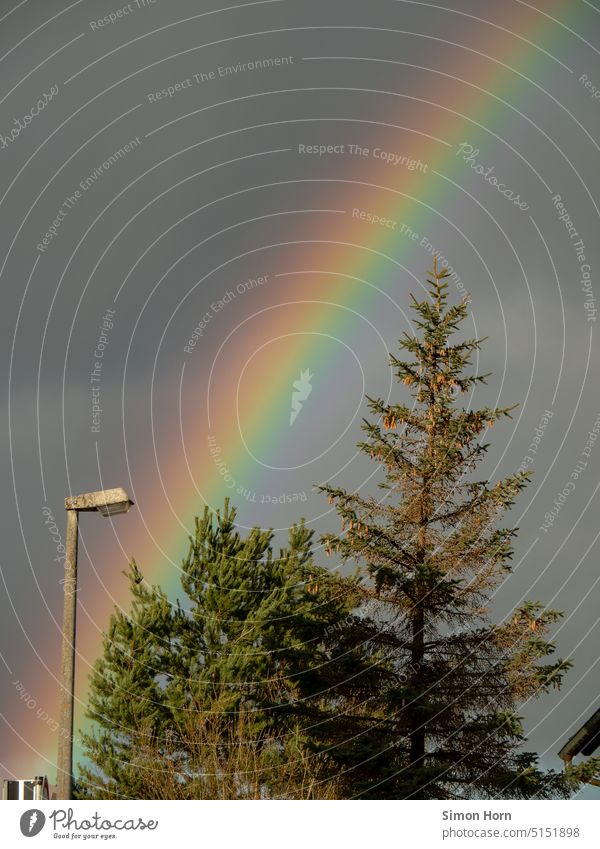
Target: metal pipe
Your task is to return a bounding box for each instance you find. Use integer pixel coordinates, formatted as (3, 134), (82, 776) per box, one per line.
(56, 509), (78, 800)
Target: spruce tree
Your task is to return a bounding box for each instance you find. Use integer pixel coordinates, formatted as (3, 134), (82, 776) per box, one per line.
(77, 561), (174, 799)
(77, 500), (387, 799)
(318, 259), (593, 799)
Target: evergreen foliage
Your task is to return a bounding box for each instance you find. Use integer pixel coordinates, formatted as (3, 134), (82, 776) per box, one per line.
(318, 259), (591, 798)
(78, 263), (597, 799)
(77, 501), (386, 798)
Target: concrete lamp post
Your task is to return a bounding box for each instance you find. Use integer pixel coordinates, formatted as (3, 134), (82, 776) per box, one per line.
(56, 488), (134, 801)
(558, 706), (600, 788)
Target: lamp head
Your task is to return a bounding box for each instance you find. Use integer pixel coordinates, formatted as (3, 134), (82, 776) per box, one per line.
(65, 487), (134, 515)
(559, 706), (600, 761)
(96, 500), (133, 518)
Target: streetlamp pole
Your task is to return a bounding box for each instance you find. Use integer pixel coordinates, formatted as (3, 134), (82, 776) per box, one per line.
(55, 488), (134, 801)
(56, 509), (78, 801)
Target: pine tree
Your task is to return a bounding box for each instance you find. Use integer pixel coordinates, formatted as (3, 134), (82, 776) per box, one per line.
(318, 259), (591, 799)
(77, 561), (174, 799)
(77, 500), (387, 799)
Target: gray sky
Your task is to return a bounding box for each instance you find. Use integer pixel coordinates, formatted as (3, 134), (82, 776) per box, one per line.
(1, 0), (599, 798)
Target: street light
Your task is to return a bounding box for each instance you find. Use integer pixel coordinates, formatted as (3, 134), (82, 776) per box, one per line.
(558, 706), (600, 788)
(56, 488), (134, 801)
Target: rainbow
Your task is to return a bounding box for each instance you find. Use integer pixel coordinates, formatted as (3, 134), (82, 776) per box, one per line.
(4, 0), (579, 783)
